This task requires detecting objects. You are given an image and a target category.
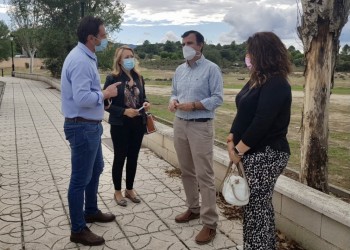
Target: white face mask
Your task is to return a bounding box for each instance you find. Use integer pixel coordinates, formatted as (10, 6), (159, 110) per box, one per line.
(182, 45), (197, 60)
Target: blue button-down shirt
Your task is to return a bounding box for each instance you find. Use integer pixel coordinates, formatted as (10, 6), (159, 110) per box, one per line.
(61, 42), (104, 120)
(170, 55), (223, 119)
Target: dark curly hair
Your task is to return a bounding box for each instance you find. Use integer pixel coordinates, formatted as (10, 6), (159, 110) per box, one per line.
(247, 32), (292, 87)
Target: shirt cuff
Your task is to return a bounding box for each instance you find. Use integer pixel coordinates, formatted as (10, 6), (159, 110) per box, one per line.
(97, 91), (104, 105)
(200, 99), (212, 111)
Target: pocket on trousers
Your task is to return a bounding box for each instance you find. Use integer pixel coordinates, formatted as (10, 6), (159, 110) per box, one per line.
(84, 125), (102, 154)
(64, 126), (85, 149)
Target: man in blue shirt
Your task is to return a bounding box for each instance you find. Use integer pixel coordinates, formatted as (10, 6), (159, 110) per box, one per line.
(169, 30), (223, 245)
(61, 16), (120, 246)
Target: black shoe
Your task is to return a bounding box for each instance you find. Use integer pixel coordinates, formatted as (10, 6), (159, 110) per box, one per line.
(70, 227), (105, 246)
(85, 210), (115, 223)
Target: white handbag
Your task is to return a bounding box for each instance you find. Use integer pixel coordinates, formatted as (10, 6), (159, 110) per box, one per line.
(222, 161), (250, 206)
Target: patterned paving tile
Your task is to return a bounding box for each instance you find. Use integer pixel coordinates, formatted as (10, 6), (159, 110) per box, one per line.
(105, 196), (152, 216)
(88, 222), (124, 242)
(104, 238), (134, 250)
(128, 230), (187, 250)
(153, 205), (201, 229)
(133, 179), (172, 195)
(116, 210), (168, 237)
(218, 220), (244, 246)
(0, 242), (22, 250)
(0, 221), (22, 235)
(140, 191), (184, 210)
(0, 184), (19, 199)
(22, 207), (68, 229)
(23, 225), (76, 250)
(145, 165), (177, 179)
(173, 225), (237, 250)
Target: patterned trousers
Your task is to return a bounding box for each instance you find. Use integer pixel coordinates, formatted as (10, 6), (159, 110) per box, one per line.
(242, 146), (289, 250)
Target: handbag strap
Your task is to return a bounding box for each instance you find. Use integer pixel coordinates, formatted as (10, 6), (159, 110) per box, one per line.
(237, 161), (246, 179)
(218, 161), (234, 194)
(218, 161), (246, 195)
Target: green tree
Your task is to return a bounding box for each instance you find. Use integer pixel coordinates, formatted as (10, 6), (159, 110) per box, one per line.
(203, 44), (221, 66)
(288, 46), (305, 67)
(341, 44), (350, 55)
(0, 21), (11, 62)
(8, 0), (125, 77)
(7, 0), (42, 73)
(163, 41), (177, 53)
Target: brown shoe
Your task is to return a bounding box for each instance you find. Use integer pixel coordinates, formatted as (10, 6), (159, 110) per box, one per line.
(175, 210), (200, 223)
(70, 227), (105, 246)
(195, 226), (216, 245)
(85, 210), (115, 223)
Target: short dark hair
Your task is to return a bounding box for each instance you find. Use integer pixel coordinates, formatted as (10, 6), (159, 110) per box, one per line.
(181, 30), (205, 51)
(77, 16), (104, 44)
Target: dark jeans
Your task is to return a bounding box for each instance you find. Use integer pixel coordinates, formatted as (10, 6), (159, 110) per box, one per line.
(110, 116), (145, 191)
(64, 121), (104, 233)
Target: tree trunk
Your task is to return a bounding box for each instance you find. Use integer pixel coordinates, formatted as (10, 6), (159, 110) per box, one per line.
(29, 54), (34, 73)
(298, 0), (350, 193)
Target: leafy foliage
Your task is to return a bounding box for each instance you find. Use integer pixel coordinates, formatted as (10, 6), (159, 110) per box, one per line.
(7, 0), (125, 77)
(0, 21), (11, 62)
(134, 40), (308, 71)
(337, 44), (350, 72)
(7, 0), (42, 72)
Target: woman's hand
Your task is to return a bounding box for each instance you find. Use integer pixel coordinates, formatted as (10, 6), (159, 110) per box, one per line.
(124, 108), (140, 118)
(104, 99), (112, 110)
(142, 102), (151, 112)
(226, 133), (241, 164)
(228, 148), (241, 165)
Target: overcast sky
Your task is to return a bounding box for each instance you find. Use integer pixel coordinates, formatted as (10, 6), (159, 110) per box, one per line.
(1, 0), (350, 51)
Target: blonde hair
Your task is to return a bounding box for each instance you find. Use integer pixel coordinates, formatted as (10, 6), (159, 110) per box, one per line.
(111, 45), (141, 78)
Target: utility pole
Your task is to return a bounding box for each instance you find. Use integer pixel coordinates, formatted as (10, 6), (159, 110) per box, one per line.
(80, 1), (85, 18)
(10, 35), (15, 77)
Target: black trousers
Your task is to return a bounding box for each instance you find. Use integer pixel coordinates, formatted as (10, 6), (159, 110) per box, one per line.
(110, 116), (145, 190)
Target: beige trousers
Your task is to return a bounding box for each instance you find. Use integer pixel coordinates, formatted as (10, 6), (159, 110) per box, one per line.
(173, 117), (218, 229)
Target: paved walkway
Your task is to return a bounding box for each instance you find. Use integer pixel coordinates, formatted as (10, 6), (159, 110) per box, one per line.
(0, 77), (243, 250)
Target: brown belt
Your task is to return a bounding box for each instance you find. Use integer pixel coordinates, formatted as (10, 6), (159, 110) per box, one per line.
(65, 117), (101, 124)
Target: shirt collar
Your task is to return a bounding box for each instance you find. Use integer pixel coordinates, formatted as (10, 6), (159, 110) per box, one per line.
(186, 54), (205, 68)
(77, 42), (97, 61)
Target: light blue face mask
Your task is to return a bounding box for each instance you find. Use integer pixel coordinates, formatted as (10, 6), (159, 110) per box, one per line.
(122, 58), (135, 71)
(95, 38), (108, 52)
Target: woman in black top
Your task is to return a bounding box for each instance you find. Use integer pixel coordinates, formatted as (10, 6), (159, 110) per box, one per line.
(227, 32), (292, 250)
(103, 45), (150, 206)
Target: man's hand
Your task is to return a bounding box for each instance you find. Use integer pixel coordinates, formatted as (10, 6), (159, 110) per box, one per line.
(168, 99), (178, 112)
(103, 82), (121, 99)
(176, 102), (193, 111)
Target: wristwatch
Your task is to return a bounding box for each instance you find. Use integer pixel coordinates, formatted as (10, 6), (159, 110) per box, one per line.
(234, 146), (244, 157)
